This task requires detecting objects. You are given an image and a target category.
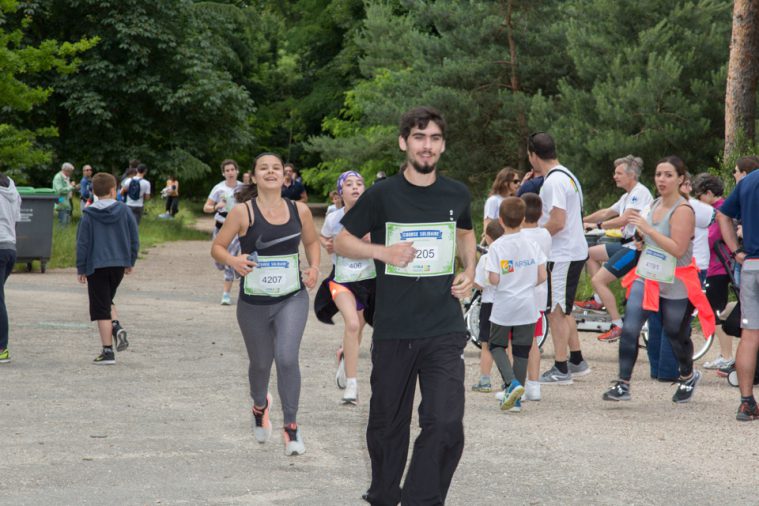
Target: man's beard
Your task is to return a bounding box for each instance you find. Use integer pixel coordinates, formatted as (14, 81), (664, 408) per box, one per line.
(410, 159), (436, 174)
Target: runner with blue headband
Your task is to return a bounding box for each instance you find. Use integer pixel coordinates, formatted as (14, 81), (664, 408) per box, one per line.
(315, 170), (376, 404)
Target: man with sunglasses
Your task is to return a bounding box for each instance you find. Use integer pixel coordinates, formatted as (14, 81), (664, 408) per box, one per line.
(528, 133), (590, 384)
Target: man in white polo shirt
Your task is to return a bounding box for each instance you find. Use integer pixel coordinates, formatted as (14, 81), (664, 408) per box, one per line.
(528, 132), (589, 384)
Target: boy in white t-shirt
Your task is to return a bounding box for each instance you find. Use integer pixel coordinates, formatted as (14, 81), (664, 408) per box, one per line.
(471, 220), (505, 393)
(519, 193), (552, 401)
(486, 197), (547, 412)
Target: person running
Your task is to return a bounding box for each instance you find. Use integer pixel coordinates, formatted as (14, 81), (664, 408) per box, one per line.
(315, 170), (376, 404)
(528, 132), (590, 384)
(577, 155), (653, 342)
(603, 156), (714, 403)
(0, 171), (21, 363)
(334, 107), (476, 505)
(211, 152), (320, 455)
(482, 167), (520, 235)
(716, 159), (759, 421)
(694, 173), (735, 370)
(204, 160), (245, 305)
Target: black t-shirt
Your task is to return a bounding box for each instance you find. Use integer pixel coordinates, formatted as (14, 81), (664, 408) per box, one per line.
(281, 180), (305, 201)
(341, 171), (472, 340)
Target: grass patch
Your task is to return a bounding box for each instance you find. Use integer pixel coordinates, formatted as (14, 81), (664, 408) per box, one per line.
(21, 198), (208, 272)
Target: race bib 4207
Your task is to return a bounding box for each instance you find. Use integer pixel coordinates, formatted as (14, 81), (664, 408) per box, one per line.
(244, 253), (301, 296)
(385, 222), (456, 277)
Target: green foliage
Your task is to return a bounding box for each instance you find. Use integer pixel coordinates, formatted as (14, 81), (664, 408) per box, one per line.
(529, 0), (732, 204)
(0, 0), (95, 179)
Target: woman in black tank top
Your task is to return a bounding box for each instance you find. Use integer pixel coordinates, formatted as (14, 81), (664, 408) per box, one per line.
(211, 153), (320, 456)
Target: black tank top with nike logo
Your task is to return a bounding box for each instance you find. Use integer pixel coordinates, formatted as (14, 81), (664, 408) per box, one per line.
(238, 198), (303, 305)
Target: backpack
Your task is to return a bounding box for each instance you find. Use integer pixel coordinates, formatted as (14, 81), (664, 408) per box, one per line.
(127, 178), (142, 201)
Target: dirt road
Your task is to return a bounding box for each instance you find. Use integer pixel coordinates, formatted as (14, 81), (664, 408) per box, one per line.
(2, 217), (755, 505)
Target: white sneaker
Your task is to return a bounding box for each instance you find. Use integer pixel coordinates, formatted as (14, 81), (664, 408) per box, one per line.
(524, 380), (541, 401)
(335, 348), (346, 389)
(284, 424), (305, 456)
(495, 390), (505, 402)
(220, 293), (231, 305)
(342, 381), (358, 404)
(704, 356), (734, 370)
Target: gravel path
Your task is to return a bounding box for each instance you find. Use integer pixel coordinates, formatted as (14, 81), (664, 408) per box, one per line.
(2, 216), (755, 505)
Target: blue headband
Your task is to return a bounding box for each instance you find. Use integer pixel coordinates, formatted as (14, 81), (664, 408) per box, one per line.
(337, 171), (363, 196)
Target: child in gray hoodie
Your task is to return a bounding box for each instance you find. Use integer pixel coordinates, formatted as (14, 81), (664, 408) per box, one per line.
(76, 173), (139, 364)
(0, 172), (21, 363)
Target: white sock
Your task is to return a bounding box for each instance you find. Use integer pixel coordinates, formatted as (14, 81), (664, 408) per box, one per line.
(593, 293), (602, 304)
(612, 319), (623, 327)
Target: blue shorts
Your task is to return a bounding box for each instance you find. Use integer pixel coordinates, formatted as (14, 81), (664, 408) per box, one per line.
(603, 244), (640, 278)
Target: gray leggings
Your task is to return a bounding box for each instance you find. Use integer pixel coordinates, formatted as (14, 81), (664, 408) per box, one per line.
(236, 290), (309, 425)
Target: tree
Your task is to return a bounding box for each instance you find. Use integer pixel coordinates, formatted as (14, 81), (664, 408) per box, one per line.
(0, 0), (94, 179)
(724, 0), (759, 159)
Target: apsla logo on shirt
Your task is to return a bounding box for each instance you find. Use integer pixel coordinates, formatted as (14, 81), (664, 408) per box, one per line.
(500, 258), (536, 274)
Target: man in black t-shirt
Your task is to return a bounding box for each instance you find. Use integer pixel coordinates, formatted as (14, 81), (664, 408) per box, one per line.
(336, 107), (476, 505)
(281, 163), (308, 202)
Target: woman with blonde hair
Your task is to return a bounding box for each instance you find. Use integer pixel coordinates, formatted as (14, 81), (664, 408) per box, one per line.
(483, 167), (521, 232)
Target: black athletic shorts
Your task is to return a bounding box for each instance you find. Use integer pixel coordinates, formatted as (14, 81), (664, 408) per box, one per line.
(547, 259), (586, 315)
(87, 266), (125, 321)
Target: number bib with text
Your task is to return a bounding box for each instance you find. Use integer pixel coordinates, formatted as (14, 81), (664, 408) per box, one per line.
(636, 245), (676, 283)
(334, 256), (376, 283)
(244, 253), (301, 296)
(385, 222), (456, 277)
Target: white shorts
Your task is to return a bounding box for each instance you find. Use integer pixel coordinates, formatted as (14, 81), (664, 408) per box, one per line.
(547, 260), (585, 315)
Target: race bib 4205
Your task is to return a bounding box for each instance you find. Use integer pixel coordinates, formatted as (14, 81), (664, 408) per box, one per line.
(385, 222), (456, 277)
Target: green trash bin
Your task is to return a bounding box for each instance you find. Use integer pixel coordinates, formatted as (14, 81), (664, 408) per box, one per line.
(15, 187), (57, 273)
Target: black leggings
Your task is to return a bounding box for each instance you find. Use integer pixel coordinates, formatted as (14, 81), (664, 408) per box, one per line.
(619, 280), (694, 381)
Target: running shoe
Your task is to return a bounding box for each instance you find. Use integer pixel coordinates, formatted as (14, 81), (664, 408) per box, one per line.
(283, 423), (305, 456)
(539, 366), (573, 385)
(524, 380), (541, 401)
(672, 370), (701, 403)
(597, 324), (622, 343)
(704, 356), (735, 370)
(574, 299), (604, 311)
(736, 401), (759, 422)
(113, 324), (129, 352)
(342, 381), (358, 405)
(93, 349), (116, 365)
(0, 348), (10, 363)
(568, 360), (591, 377)
(220, 293), (232, 305)
(471, 380), (493, 393)
(335, 348), (346, 389)
(252, 393), (273, 443)
(602, 380), (631, 401)
(500, 380), (525, 411)
(508, 398), (522, 413)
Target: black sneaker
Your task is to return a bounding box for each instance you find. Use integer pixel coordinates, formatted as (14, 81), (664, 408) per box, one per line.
(672, 370), (701, 403)
(602, 380), (631, 401)
(736, 401), (759, 422)
(113, 324), (129, 351)
(93, 349), (115, 365)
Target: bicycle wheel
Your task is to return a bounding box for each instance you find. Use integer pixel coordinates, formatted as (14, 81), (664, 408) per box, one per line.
(638, 310), (713, 360)
(464, 293), (482, 349)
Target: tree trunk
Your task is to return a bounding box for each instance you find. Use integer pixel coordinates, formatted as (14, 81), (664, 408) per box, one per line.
(503, 0), (528, 171)
(725, 0), (759, 160)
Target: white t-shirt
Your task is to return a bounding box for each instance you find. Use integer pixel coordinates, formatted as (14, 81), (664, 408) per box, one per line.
(538, 165), (588, 262)
(474, 253), (496, 303)
(208, 181), (243, 223)
(483, 195), (504, 221)
(485, 232), (547, 326)
(690, 198), (715, 270)
(610, 182), (654, 246)
(520, 227), (552, 312)
(123, 177), (151, 207)
(321, 207), (345, 264)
